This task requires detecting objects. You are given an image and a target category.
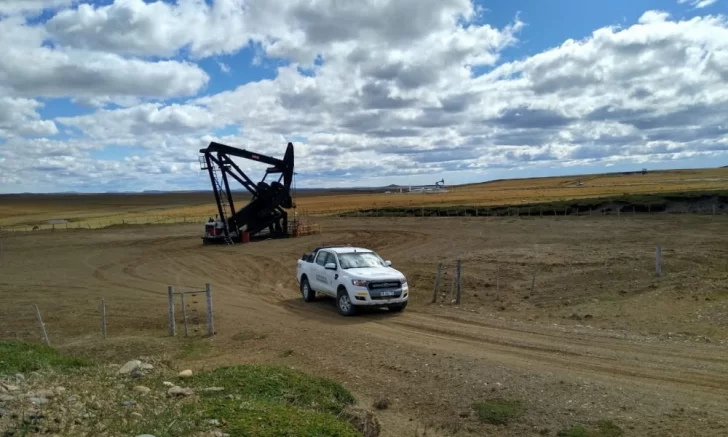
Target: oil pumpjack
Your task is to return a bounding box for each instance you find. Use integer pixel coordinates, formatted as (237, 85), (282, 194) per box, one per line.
(198, 141), (294, 244)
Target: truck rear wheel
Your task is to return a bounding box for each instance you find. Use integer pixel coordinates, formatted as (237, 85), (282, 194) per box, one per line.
(300, 277), (315, 302)
(337, 288), (357, 316)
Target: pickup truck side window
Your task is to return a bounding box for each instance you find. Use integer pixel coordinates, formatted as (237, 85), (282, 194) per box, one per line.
(315, 251), (329, 266)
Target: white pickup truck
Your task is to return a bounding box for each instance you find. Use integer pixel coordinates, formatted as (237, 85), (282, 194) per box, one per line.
(296, 246), (409, 316)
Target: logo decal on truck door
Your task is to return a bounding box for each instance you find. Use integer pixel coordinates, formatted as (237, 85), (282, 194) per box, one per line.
(316, 274), (328, 284)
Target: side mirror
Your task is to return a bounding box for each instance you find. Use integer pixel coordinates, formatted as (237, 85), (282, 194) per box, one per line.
(325, 262), (337, 270)
(385, 260), (392, 267)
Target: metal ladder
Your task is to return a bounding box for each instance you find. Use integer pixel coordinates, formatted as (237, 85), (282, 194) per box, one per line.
(211, 168), (235, 245)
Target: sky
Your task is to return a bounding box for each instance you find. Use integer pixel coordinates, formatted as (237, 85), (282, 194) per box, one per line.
(0, 0), (727, 193)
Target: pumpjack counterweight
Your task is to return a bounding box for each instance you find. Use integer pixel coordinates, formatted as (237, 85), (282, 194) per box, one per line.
(199, 141), (295, 244)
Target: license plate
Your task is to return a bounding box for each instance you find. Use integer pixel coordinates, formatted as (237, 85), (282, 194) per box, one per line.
(380, 291), (395, 297)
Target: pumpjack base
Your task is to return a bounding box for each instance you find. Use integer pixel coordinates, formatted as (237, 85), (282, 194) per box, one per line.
(201, 233), (292, 245)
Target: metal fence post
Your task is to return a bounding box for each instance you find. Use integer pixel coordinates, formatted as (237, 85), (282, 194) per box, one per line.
(205, 283), (215, 336)
(455, 260), (462, 304)
(656, 246), (662, 277)
(34, 304), (50, 345)
(168, 285), (176, 336)
(432, 263), (442, 303)
(180, 293), (189, 337)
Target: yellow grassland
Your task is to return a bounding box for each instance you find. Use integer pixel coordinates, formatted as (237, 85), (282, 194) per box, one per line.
(2, 167), (728, 231)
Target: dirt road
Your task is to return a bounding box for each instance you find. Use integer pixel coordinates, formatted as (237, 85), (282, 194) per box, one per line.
(2, 216), (728, 436)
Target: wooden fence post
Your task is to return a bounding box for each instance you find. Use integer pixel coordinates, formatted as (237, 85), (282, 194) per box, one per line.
(180, 293), (189, 337)
(100, 298), (107, 340)
(432, 263), (442, 303)
(655, 246), (662, 277)
(168, 285), (176, 336)
(205, 283), (215, 336)
(455, 260), (462, 304)
(34, 304), (50, 345)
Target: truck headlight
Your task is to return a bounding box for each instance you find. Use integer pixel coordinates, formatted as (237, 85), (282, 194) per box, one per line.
(352, 279), (369, 287)
(401, 278), (407, 285)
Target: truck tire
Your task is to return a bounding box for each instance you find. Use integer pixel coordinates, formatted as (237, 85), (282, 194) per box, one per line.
(337, 288), (357, 316)
(388, 301), (408, 313)
(300, 277), (315, 302)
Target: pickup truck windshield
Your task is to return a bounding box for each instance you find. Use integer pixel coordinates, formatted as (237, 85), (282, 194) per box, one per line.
(338, 252), (386, 269)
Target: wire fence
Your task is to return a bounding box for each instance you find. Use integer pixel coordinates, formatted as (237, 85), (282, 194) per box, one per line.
(0, 215), (216, 233)
(302, 203), (728, 218)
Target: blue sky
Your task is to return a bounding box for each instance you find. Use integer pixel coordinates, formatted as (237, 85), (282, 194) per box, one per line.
(0, 0), (727, 193)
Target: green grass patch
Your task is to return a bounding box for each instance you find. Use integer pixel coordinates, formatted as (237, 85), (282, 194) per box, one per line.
(184, 365), (359, 436)
(197, 401), (360, 437)
(175, 340), (212, 359)
(192, 364), (356, 414)
(472, 398), (524, 425)
(558, 420), (624, 437)
(0, 340), (88, 375)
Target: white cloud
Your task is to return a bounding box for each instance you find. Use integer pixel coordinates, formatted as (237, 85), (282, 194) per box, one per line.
(0, 14), (210, 100)
(0, 98), (58, 138)
(3, 2), (728, 192)
(45, 0), (250, 58)
(678, 0), (718, 9)
(43, 0), (516, 65)
(56, 103), (227, 139)
(0, 0), (76, 16)
(218, 62), (231, 74)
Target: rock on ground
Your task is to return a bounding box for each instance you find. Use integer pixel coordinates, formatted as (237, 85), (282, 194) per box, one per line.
(118, 360), (142, 375)
(373, 397), (390, 410)
(35, 389), (55, 399)
(340, 406), (381, 437)
(178, 369), (193, 378)
(200, 387), (225, 393)
(133, 386), (151, 395)
(167, 386), (194, 397)
(29, 396), (50, 405)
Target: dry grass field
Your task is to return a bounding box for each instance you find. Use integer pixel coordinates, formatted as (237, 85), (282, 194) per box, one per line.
(300, 167), (728, 213)
(2, 212), (728, 436)
(2, 167), (728, 231)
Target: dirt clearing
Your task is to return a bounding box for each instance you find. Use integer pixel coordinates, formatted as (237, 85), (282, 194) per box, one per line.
(1, 216), (727, 436)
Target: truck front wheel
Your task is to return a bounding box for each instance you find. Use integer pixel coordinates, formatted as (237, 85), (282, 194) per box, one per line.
(337, 288), (357, 316)
(300, 277), (315, 302)
(388, 301), (408, 313)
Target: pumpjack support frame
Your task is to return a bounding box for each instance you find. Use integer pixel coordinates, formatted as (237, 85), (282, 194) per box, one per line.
(199, 141), (294, 244)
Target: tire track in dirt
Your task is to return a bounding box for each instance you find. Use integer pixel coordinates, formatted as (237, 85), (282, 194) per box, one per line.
(277, 296), (728, 400)
(417, 312), (728, 366)
(385, 317), (728, 394)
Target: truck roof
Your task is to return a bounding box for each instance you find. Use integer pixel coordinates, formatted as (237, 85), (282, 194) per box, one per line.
(315, 246), (373, 254)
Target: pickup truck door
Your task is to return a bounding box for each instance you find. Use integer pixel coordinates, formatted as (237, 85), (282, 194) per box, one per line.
(321, 252), (341, 295)
(312, 251), (334, 294)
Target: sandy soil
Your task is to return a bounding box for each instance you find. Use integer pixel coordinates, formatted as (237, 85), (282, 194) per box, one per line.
(1, 216), (728, 436)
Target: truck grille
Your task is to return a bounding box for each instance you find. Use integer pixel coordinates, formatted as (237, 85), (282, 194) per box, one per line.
(368, 280), (403, 300)
(368, 281), (401, 290)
